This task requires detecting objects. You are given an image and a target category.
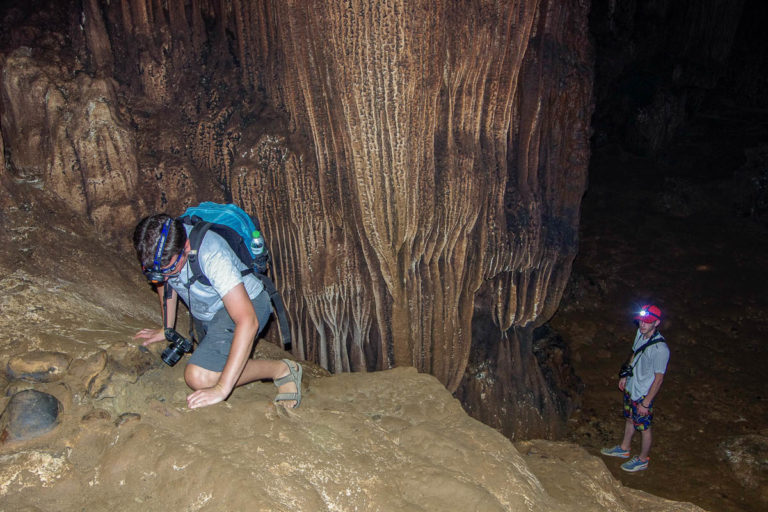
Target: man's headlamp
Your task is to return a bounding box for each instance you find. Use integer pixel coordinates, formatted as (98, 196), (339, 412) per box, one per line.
(637, 307), (661, 321)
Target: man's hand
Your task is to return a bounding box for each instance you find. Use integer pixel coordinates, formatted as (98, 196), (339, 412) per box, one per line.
(187, 384), (229, 409)
(134, 328), (166, 346)
(618, 376), (627, 392)
(637, 403), (650, 416)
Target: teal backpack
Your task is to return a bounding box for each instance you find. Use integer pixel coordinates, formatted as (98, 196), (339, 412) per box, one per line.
(179, 202), (291, 348)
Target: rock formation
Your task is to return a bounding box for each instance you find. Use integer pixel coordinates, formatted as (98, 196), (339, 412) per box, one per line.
(0, 364), (704, 511)
(0, 0), (591, 437)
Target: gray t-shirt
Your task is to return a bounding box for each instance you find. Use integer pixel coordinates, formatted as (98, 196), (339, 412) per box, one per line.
(626, 329), (670, 401)
(167, 225), (265, 321)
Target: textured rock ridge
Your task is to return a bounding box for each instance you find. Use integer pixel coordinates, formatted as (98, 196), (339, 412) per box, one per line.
(1, 48), (143, 238)
(0, 0), (591, 436)
(245, 2), (591, 408)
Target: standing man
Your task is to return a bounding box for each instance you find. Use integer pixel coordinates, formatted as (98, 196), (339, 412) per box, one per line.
(601, 304), (670, 472)
(132, 214), (302, 410)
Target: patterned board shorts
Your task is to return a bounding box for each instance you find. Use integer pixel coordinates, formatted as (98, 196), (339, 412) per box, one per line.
(623, 392), (654, 431)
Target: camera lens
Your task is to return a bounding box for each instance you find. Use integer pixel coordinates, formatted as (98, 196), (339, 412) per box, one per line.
(160, 329), (193, 366)
(161, 345), (183, 366)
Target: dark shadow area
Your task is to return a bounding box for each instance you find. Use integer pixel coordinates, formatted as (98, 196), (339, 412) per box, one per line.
(551, 1), (768, 510)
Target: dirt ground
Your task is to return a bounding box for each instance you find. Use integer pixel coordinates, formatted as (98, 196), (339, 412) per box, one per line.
(551, 103), (768, 512)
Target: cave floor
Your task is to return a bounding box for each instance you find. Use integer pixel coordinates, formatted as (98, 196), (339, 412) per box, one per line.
(551, 105), (768, 512)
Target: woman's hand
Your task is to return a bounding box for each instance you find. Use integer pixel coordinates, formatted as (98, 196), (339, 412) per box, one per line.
(186, 385), (229, 409)
(134, 328), (166, 346)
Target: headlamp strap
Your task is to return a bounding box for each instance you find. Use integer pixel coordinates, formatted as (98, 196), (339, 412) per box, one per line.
(152, 219), (172, 271)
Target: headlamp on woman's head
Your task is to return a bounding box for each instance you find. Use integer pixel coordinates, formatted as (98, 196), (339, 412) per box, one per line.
(142, 219), (183, 283)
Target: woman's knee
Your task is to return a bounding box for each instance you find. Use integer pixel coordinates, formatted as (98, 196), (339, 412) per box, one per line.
(184, 364), (219, 390)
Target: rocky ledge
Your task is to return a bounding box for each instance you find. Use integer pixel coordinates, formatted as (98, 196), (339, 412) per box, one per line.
(1, 360), (705, 511)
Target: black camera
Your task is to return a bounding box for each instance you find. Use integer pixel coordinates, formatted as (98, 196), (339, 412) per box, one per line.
(618, 363), (633, 378)
(161, 328), (194, 366)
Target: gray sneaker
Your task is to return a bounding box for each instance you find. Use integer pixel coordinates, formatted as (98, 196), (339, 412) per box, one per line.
(620, 456), (649, 472)
(600, 445), (630, 458)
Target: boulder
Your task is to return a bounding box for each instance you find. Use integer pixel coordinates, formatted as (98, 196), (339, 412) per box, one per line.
(67, 350), (108, 391)
(6, 351), (71, 382)
(0, 389), (62, 442)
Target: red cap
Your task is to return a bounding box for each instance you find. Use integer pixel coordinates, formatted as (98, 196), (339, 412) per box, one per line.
(634, 305), (662, 323)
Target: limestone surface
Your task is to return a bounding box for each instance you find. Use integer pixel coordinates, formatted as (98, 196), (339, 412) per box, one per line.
(6, 351), (71, 382)
(0, 363), (704, 511)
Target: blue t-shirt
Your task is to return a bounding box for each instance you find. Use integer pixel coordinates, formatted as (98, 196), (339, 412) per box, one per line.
(167, 226), (265, 321)
(626, 329), (670, 401)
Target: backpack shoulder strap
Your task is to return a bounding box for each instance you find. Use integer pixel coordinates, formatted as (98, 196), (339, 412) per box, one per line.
(634, 334), (665, 355)
(186, 220), (213, 287)
(255, 272), (292, 349)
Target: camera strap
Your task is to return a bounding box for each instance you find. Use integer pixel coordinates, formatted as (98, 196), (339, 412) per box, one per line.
(161, 278), (197, 346)
(628, 333), (665, 369)
(162, 283), (172, 330)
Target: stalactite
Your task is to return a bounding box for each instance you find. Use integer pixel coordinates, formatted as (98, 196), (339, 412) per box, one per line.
(1, 50), (143, 238)
(83, 0), (114, 75)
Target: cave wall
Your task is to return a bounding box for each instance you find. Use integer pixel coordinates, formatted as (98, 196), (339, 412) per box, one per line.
(590, 0), (763, 155)
(0, 46), (144, 233)
(0, 0), (592, 438)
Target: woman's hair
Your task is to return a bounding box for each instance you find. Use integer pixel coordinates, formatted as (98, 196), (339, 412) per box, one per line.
(132, 214), (187, 269)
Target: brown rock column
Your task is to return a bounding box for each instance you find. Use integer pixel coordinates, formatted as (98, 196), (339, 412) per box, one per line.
(455, 0), (592, 438)
(232, 0), (592, 422)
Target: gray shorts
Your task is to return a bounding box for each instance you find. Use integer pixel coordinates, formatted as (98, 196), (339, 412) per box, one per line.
(188, 291), (272, 372)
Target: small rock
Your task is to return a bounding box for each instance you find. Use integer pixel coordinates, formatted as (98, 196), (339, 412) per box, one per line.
(115, 412), (141, 427)
(81, 409), (112, 423)
(88, 344), (158, 399)
(68, 350), (107, 390)
(0, 389), (62, 442)
(108, 342), (157, 377)
(6, 351), (71, 382)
